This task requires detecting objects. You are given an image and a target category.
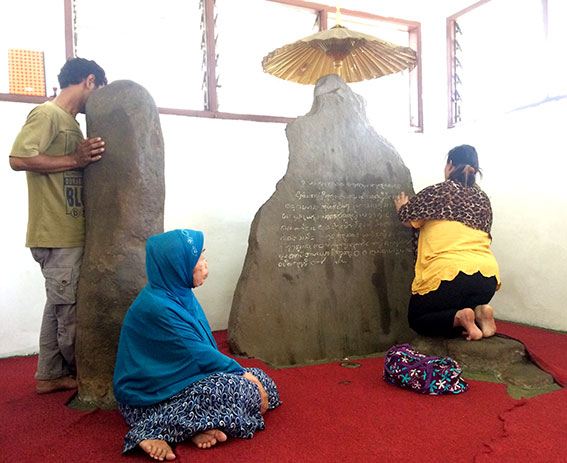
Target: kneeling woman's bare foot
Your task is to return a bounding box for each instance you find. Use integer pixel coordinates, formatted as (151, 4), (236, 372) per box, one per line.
(454, 308), (483, 341)
(475, 304), (496, 338)
(191, 429), (227, 449)
(139, 439), (176, 461)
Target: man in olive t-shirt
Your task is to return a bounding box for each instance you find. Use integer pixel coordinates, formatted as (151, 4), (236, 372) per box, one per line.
(10, 58), (107, 395)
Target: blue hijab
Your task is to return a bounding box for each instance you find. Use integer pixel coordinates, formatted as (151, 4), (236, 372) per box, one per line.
(113, 229), (244, 406)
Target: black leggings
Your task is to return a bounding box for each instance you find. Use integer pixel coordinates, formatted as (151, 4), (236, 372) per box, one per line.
(408, 271), (498, 338)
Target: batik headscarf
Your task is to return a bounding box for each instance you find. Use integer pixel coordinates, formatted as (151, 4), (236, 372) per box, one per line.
(113, 229), (244, 406)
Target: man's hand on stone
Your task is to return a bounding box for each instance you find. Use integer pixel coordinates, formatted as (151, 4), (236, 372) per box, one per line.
(74, 137), (105, 168)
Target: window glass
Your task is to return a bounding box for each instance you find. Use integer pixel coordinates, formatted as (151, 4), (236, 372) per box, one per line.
(328, 13), (410, 45)
(547, 0), (567, 96)
(454, 0), (546, 122)
(327, 13), (413, 131)
(0, 0), (65, 95)
(74, 0), (204, 109)
(215, 0), (319, 117)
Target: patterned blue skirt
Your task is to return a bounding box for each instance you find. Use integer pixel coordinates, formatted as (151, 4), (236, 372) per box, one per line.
(118, 367), (281, 453)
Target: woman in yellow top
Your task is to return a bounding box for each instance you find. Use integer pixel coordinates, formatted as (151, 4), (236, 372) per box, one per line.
(394, 145), (500, 341)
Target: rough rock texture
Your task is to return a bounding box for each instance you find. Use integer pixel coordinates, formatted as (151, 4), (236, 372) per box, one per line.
(75, 81), (165, 408)
(412, 335), (556, 392)
(228, 75), (415, 367)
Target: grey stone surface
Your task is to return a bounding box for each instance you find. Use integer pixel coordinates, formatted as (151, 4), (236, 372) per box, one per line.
(75, 80), (165, 408)
(412, 334), (556, 392)
(228, 74), (415, 367)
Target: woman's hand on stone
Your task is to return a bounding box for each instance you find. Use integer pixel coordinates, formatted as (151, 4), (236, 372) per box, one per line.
(394, 192), (409, 212)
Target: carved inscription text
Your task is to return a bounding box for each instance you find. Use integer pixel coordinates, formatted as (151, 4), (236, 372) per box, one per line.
(277, 180), (411, 269)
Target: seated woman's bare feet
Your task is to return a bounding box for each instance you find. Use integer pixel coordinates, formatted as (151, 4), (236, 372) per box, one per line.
(454, 308), (483, 341)
(36, 375), (77, 394)
(475, 304), (497, 338)
(191, 429), (227, 449)
(139, 439), (176, 461)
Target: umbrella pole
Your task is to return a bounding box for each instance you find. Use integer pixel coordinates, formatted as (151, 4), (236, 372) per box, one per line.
(334, 59), (343, 80)
(335, 1), (342, 26)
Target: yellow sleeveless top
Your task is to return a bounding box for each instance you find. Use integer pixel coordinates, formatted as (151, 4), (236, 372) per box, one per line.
(410, 220), (500, 295)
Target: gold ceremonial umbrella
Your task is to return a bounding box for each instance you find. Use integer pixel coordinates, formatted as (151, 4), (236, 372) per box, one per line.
(262, 24), (417, 85)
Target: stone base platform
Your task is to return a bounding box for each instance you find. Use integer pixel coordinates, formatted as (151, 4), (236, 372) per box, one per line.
(411, 334), (561, 398)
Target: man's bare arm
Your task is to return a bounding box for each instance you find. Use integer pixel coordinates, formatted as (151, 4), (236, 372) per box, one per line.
(9, 137), (105, 174)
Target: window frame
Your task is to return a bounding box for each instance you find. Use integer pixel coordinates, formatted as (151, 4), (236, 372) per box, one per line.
(447, 0), (566, 128)
(0, 0), (422, 130)
(320, 2), (422, 131)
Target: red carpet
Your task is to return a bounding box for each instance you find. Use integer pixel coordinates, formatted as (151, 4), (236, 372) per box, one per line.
(497, 321), (567, 387)
(475, 389), (567, 462)
(1, 324), (565, 463)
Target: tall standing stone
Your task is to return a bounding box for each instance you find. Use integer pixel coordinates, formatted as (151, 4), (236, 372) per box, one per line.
(75, 80), (165, 408)
(228, 74), (415, 366)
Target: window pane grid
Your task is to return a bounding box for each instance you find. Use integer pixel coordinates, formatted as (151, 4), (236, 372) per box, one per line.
(0, 0), (65, 96)
(547, 0), (567, 96)
(448, 0), (557, 126)
(73, 0), (205, 110)
(452, 21), (463, 125)
(1, 0), (421, 129)
(214, 0), (319, 117)
(327, 12), (419, 131)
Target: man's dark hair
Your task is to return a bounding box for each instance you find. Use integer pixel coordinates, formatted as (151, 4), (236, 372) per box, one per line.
(57, 57), (107, 89)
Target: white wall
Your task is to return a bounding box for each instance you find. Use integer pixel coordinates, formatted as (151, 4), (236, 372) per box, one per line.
(448, 100), (567, 331)
(161, 115), (289, 331)
(380, 5), (567, 333)
(2, 102), (48, 357)
(2, 1), (565, 358)
(0, 106), (291, 357)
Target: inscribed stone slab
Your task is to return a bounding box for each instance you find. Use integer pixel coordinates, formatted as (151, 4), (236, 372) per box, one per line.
(228, 74), (415, 366)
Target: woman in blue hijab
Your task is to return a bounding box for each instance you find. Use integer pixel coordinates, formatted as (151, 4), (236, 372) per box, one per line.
(114, 229), (281, 461)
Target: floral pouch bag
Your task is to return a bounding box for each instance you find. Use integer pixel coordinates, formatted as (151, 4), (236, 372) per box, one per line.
(383, 344), (469, 395)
